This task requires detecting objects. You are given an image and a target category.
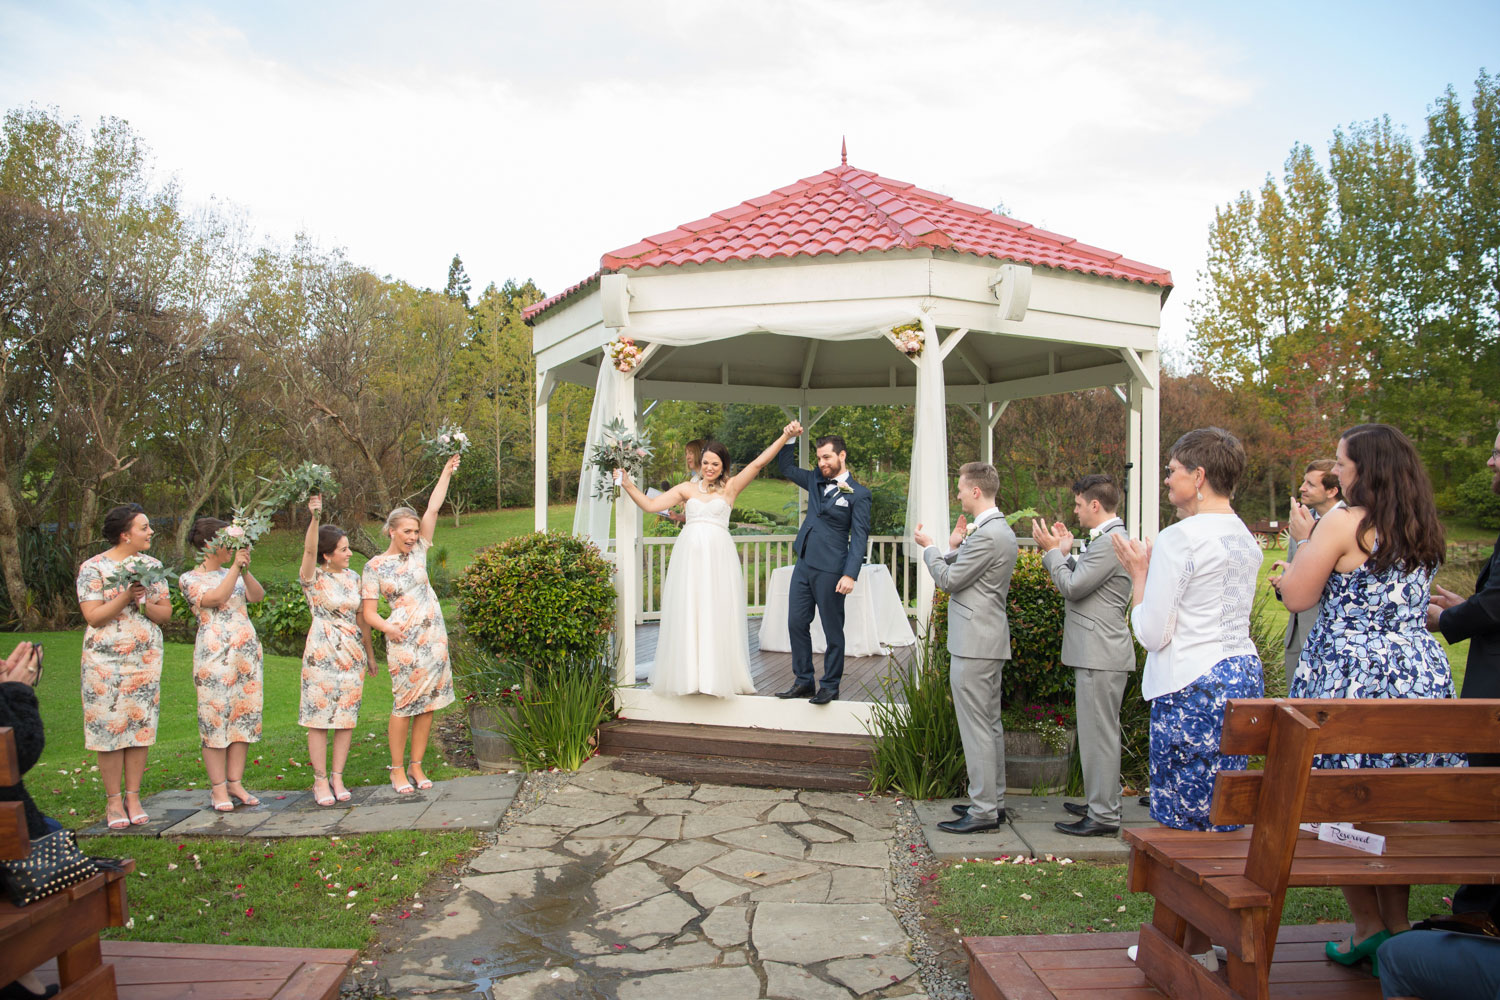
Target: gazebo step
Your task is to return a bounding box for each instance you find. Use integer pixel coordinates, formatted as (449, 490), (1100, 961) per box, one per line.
(596, 719), (874, 791)
(604, 749), (871, 791)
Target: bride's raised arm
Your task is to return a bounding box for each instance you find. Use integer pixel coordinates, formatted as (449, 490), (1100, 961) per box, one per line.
(618, 471), (691, 513)
(726, 427), (796, 498)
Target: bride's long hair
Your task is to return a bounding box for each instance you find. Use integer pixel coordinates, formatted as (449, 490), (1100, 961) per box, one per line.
(699, 441), (732, 493)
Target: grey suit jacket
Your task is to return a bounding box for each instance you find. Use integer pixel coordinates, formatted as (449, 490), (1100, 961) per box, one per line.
(922, 513), (1018, 661)
(1283, 505), (1340, 654)
(1041, 522), (1135, 671)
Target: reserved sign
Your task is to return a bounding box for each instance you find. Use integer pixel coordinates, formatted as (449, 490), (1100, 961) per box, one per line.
(1298, 822), (1386, 855)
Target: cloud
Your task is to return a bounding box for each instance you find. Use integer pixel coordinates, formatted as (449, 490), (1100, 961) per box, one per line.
(2, 0), (1260, 354)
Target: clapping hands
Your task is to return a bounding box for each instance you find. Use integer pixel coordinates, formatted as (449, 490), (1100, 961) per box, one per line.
(1426, 583), (1465, 632)
(1031, 518), (1074, 553)
(948, 514), (968, 551)
(1111, 533), (1152, 585)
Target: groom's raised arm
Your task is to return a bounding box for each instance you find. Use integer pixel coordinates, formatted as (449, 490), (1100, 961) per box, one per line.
(776, 440), (813, 491)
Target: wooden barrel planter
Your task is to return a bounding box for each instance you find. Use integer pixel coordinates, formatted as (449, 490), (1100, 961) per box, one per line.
(467, 703), (521, 772)
(1004, 729), (1075, 793)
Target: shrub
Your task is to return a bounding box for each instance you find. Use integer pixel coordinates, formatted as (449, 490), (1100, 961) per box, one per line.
(427, 545), (455, 599)
(494, 652), (618, 770)
(866, 635), (967, 798)
(247, 582), (313, 658)
(1454, 467), (1500, 529)
(456, 531), (614, 671)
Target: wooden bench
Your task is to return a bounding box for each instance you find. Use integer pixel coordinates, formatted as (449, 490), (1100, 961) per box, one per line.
(37, 942), (358, 1000)
(1124, 698), (1500, 1000)
(2, 725), (133, 1000)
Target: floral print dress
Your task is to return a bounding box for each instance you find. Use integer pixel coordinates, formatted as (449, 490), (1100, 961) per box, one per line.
(299, 567), (368, 729)
(179, 568), (264, 748)
(1292, 558), (1464, 770)
(361, 536), (454, 717)
(76, 553), (168, 751)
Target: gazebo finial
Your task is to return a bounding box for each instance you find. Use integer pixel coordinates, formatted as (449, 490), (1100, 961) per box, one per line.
(841, 135), (847, 166)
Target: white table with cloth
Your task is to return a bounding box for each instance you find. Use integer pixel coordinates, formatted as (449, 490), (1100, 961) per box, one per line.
(757, 563), (917, 656)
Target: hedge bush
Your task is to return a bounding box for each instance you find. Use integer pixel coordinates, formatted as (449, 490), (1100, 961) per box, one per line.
(456, 531), (614, 671)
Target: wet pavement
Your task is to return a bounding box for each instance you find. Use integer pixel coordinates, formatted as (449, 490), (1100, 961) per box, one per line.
(368, 759), (928, 999)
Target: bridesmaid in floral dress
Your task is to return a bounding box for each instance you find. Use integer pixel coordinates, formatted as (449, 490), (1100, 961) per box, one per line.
(299, 495), (375, 807)
(76, 503), (174, 830)
(362, 454), (459, 794)
(178, 517), (266, 812)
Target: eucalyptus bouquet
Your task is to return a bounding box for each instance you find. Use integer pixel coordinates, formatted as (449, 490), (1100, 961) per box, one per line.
(422, 423), (470, 459)
(102, 556), (176, 593)
(589, 417), (653, 500)
(205, 506), (273, 553)
(262, 461), (341, 508)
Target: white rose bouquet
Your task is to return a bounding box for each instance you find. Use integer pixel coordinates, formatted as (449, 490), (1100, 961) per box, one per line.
(422, 423), (471, 459)
(102, 556), (175, 593)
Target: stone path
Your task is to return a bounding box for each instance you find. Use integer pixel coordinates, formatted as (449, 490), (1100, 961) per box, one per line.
(80, 774), (521, 839)
(370, 760), (928, 1000)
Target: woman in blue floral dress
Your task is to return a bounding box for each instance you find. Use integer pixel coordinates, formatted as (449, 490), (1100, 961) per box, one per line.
(1277, 422), (1461, 973)
(1113, 427), (1264, 973)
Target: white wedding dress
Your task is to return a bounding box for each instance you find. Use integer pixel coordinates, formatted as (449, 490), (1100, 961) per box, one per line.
(652, 494), (757, 697)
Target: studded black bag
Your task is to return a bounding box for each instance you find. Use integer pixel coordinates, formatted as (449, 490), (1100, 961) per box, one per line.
(0, 828), (98, 906)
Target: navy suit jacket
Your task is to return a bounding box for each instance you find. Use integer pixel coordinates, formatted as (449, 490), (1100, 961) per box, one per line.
(776, 444), (872, 579)
(1440, 529), (1500, 700)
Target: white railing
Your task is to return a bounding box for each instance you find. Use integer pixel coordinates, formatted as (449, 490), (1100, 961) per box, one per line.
(636, 534), (916, 621)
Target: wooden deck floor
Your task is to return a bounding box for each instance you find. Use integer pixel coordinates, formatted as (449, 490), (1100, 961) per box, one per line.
(967, 924), (1382, 1000)
(39, 940), (357, 1000)
(634, 617), (917, 703)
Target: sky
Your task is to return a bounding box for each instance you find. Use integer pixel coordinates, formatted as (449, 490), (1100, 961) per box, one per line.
(2, 0), (1496, 360)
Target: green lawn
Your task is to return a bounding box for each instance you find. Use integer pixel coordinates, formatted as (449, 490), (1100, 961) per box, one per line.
(937, 858), (1455, 937)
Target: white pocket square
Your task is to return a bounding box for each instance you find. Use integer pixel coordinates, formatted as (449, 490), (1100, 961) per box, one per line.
(834, 497), (849, 507)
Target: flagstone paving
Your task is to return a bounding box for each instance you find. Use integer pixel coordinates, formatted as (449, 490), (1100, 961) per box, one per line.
(366, 760), (932, 999)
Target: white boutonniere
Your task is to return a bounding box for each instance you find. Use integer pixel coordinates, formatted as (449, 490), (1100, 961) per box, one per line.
(965, 522), (977, 535)
(837, 482), (853, 495)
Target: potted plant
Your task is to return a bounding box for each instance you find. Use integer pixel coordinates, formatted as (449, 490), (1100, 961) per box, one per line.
(450, 641), (527, 771)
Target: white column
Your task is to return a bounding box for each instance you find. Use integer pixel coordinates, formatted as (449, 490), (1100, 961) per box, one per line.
(1126, 378), (1143, 538)
(534, 370), (556, 533)
(612, 369), (640, 688)
(1140, 350), (1161, 540)
(906, 313), (950, 633)
(798, 403), (810, 524)
(980, 402), (994, 467)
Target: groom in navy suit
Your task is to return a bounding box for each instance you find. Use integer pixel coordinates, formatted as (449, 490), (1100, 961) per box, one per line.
(775, 422), (873, 704)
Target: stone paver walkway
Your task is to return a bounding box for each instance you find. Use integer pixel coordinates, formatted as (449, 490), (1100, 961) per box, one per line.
(372, 760), (927, 999)
(80, 774), (521, 839)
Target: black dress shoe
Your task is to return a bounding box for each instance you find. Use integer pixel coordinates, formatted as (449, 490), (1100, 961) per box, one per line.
(952, 804), (1013, 821)
(1055, 817), (1120, 837)
(1064, 801), (1088, 818)
(937, 814), (1002, 834)
(1138, 795), (1150, 807)
(809, 689), (838, 705)
(776, 685), (814, 699)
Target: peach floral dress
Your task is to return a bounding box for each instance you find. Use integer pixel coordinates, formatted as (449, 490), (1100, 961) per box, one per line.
(76, 553), (167, 751)
(299, 567), (368, 729)
(361, 536), (454, 717)
(179, 568), (264, 748)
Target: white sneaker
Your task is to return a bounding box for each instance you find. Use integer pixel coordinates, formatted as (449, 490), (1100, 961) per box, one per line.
(1125, 944), (1223, 971)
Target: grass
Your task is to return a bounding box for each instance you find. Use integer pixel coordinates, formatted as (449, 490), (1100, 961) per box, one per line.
(14, 629), (469, 825)
(81, 829), (480, 948)
(936, 858), (1456, 938)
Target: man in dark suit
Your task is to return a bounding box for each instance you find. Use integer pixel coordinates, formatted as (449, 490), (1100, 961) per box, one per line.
(775, 422), (873, 704)
(1428, 424), (1500, 916)
(1032, 474), (1134, 837)
(1271, 459), (1342, 673)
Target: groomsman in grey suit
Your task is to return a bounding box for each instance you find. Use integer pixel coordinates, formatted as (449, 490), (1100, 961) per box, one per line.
(1032, 475), (1134, 837)
(913, 462), (1018, 835)
(1268, 459), (1341, 673)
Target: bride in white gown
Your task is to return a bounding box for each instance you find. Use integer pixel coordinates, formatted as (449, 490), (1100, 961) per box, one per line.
(617, 431), (795, 697)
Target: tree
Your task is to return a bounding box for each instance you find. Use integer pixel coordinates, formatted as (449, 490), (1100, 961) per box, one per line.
(444, 254), (471, 309)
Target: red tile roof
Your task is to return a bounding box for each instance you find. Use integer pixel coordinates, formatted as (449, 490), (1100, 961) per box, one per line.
(525, 163), (1171, 322)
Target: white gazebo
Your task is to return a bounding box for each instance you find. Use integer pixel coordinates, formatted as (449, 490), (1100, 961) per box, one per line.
(527, 156), (1170, 735)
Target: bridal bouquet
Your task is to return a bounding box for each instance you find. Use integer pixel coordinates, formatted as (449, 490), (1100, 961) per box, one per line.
(262, 461), (341, 508)
(422, 423), (471, 459)
(589, 417), (653, 500)
(204, 506), (273, 553)
(606, 336), (643, 373)
(889, 322), (924, 358)
(102, 556), (175, 593)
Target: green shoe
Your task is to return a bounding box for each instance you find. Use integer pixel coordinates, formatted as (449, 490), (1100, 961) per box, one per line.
(1326, 929), (1391, 967)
